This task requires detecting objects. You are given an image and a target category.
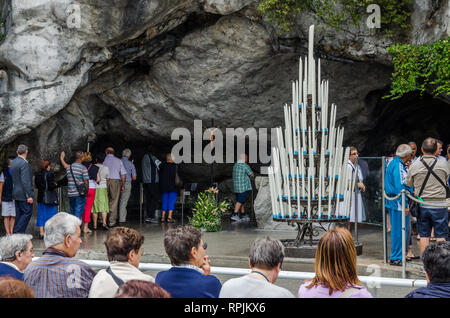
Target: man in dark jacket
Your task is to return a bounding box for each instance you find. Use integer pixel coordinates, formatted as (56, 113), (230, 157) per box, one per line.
(405, 241), (450, 298)
(11, 145), (34, 234)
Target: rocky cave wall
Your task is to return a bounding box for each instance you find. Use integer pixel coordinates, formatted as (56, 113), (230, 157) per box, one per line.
(1, 0), (449, 185)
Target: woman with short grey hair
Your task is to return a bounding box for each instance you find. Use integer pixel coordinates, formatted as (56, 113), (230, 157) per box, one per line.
(0, 234), (34, 280)
(44, 212), (81, 249)
(219, 236), (294, 298)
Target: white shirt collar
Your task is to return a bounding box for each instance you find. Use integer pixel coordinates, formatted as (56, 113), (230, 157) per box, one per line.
(0, 261), (22, 273)
(174, 264), (204, 274)
(18, 155), (28, 163)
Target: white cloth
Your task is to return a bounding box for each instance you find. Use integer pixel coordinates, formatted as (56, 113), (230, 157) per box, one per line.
(219, 275), (294, 298)
(96, 164), (110, 189)
(339, 161), (366, 222)
(88, 262), (154, 298)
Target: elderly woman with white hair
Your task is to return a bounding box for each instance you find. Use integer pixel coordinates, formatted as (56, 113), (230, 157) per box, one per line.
(23, 212), (95, 298)
(0, 234), (34, 280)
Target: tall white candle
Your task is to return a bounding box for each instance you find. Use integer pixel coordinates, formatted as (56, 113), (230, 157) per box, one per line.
(301, 147), (305, 199)
(268, 167), (276, 218)
(309, 146), (314, 199)
(299, 58), (303, 103)
(307, 165), (311, 219)
(291, 103), (297, 155)
(308, 25), (314, 95)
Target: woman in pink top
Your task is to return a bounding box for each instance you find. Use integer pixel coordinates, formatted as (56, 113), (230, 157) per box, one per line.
(298, 227), (372, 298)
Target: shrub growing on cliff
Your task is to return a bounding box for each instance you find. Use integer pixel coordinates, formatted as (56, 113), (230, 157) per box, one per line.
(386, 37), (450, 99)
(258, 0), (411, 36)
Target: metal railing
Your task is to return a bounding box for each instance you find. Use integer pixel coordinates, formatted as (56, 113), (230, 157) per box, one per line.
(29, 257), (427, 290)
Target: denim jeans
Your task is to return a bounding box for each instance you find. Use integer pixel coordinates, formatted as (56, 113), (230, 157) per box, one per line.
(69, 196), (87, 220)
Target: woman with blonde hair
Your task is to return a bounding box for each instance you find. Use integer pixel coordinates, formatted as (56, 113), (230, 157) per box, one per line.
(298, 227), (372, 298)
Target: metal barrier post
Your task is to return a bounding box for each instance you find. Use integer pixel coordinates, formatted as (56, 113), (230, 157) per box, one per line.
(401, 190), (406, 279)
(382, 156), (387, 264)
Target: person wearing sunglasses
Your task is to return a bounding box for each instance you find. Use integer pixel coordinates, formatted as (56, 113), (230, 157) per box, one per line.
(155, 225), (221, 298)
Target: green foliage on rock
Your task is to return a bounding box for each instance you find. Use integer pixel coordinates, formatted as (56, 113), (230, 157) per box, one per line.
(189, 187), (230, 232)
(257, 0), (412, 36)
(385, 37), (450, 99)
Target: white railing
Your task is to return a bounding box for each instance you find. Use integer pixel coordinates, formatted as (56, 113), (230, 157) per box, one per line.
(31, 258), (427, 289)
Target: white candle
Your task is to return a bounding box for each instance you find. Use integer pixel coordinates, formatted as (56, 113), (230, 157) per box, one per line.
(299, 58), (303, 103)
(318, 58), (321, 107)
(307, 165), (311, 219)
(308, 25), (314, 95)
(301, 147), (305, 199)
(291, 103), (297, 155)
(327, 163), (334, 218)
(268, 167), (276, 218)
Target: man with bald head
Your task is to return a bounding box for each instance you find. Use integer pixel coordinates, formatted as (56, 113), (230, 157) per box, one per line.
(103, 147), (127, 227)
(385, 144), (414, 266)
(406, 137), (450, 256)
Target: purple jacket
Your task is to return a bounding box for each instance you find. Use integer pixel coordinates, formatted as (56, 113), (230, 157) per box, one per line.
(298, 282), (372, 298)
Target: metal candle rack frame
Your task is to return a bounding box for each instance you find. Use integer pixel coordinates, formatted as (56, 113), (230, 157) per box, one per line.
(268, 25), (356, 248)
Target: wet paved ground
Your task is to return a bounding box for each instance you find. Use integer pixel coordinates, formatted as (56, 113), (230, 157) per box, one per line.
(1, 215), (425, 298)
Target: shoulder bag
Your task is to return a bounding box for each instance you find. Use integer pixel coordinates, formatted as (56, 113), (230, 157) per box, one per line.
(70, 164), (87, 197)
(43, 171), (59, 206)
(409, 159), (437, 218)
(175, 165), (183, 188)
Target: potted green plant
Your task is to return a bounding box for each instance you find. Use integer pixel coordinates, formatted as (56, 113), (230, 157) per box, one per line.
(189, 187), (230, 232)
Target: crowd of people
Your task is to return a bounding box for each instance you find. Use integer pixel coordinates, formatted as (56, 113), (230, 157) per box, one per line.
(0, 144), (181, 236)
(385, 138), (450, 266)
(0, 216), (449, 298)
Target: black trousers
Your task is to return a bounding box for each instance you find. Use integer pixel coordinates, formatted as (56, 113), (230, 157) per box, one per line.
(144, 183), (160, 218)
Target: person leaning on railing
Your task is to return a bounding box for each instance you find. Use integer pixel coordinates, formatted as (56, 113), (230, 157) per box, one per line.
(405, 137), (450, 256)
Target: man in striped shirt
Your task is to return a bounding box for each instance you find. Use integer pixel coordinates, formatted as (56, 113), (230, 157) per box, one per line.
(60, 151), (89, 220)
(24, 212), (95, 298)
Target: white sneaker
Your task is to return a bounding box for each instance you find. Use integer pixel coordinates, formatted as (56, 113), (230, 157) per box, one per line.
(231, 214), (241, 222)
(241, 214), (250, 222)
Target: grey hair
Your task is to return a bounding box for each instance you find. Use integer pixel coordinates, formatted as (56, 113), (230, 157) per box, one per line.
(17, 144), (28, 155)
(396, 144), (412, 158)
(0, 234), (33, 261)
(249, 236), (284, 270)
(44, 212), (81, 248)
(122, 149), (132, 158)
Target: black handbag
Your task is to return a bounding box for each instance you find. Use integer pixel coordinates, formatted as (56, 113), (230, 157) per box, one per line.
(70, 164), (87, 197)
(42, 172), (58, 206)
(409, 159), (437, 218)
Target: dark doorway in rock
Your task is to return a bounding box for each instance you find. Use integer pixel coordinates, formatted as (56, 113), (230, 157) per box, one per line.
(361, 90), (450, 157)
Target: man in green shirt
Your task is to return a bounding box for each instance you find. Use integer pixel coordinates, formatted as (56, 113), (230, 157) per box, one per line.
(231, 154), (254, 222)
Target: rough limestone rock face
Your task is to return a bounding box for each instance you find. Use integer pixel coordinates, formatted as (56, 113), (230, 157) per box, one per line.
(410, 0), (450, 45)
(203, 0), (256, 15)
(1, 1), (449, 227)
(254, 176), (293, 230)
(0, 0), (198, 146)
